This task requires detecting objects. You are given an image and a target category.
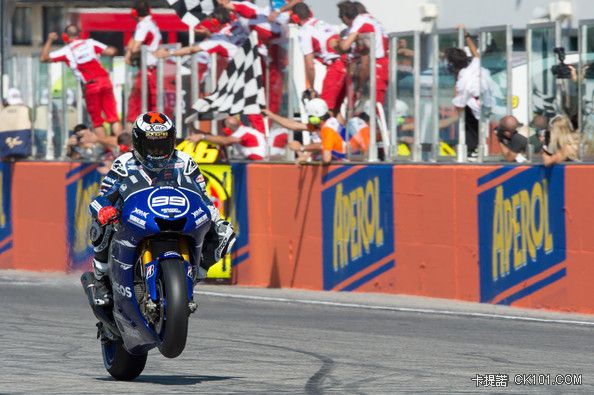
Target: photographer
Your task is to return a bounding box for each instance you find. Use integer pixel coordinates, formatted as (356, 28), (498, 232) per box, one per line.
(496, 115), (528, 163)
(67, 124), (105, 160)
(551, 47), (579, 123)
(542, 114), (579, 166)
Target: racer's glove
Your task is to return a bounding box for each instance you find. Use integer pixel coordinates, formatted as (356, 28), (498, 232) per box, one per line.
(98, 206), (119, 225)
(200, 220), (236, 270)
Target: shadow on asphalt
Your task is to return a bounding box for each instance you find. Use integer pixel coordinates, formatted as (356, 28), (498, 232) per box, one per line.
(96, 375), (236, 385)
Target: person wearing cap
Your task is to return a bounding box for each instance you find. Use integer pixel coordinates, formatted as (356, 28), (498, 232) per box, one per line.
(0, 87), (33, 159)
(263, 98), (346, 164)
(188, 116), (266, 160)
(496, 115), (528, 163)
(5, 88), (24, 107)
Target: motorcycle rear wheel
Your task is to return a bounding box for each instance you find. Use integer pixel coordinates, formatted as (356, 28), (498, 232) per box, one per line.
(102, 339), (147, 381)
(157, 258), (189, 358)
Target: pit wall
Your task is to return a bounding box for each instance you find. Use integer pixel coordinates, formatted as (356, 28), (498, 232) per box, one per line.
(1, 162), (593, 315)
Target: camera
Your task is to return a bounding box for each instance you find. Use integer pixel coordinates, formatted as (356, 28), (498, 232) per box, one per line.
(544, 129), (551, 147)
(551, 47), (572, 79)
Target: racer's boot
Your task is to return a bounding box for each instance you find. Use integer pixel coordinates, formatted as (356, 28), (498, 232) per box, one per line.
(91, 259), (112, 306)
(89, 220), (114, 306)
(199, 219), (236, 278)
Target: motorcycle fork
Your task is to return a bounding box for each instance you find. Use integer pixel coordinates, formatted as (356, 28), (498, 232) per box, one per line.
(141, 238), (193, 302)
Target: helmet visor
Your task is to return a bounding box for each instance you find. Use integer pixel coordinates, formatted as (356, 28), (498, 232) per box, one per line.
(143, 138), (174, 159)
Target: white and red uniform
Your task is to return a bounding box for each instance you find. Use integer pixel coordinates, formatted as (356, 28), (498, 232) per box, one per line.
(229, 125), (266, 160)
(268, 128), (289, 158)
(196, 37), (238, 83)
(230, 1), (283, 48)
(199, 37), (238, 59)
(348, 13), (389, 105)
(49, 39), (119, 128)
(298, 17), (347, 111)
(127, 15), (162, 122)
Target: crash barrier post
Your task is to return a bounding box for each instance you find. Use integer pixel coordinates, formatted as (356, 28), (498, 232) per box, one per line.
(285, 26), (297, 162)
(156, 57), (164, 113)
(412, 31), (422, 162)
(140, 45), (149, 113)
(526, 21), (560, 140)
(387, 34), (398, 159)
(175, 53), (183, 138)
(387, 31), (420, 161)
(479, 25), (513, 162)
(156, 44), (182, 117)
(209, 53), (218, 135)
(434, 27), (465, 162)
(367, 33), (379, 162)
(430, 29), (439, 162)
(45, 61), (55, 159)
(578, 19), (594, 161)
(60, 62), (68, 158)
(123, 59), (134, 125)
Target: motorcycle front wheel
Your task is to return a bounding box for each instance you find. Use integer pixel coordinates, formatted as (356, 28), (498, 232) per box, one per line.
(156, 258), (190, 358)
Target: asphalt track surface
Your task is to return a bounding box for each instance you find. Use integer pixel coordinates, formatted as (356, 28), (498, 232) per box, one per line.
(1, 271), (594, 394)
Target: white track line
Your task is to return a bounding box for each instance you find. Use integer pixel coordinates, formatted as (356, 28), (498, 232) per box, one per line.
(5, 277), (592, 327)
(194, 290), (594, 327)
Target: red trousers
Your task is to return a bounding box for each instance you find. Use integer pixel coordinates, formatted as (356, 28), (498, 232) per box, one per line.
(321, 59), (348, 112)
(84, 77), (119, 127)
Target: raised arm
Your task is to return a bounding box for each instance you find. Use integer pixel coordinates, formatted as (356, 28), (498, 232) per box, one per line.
(189, 133), (240, 147)
(101, 46), (118, 57)
(262, 109), (309, 131)
(40, 32), (59, 63)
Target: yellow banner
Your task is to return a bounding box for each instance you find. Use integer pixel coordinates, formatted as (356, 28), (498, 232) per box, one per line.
(199, 164), (233, 280)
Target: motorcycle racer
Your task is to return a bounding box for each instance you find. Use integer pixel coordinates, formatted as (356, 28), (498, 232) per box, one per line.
(88, 112), (235, 306)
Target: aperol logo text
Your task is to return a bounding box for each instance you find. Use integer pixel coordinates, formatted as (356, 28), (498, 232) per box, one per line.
(322, 167), (394, 290)
(478, 167), (566, 303)
(332, 179), (385, 272)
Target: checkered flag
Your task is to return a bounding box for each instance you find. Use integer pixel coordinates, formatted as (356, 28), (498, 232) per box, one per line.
(192, 33), (266, 116)
(167, 0), (215, 27)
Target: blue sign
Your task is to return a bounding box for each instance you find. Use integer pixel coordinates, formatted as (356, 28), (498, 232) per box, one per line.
(322, 166), (394, 291)
(231, 163), (249, 266)
(478, 166), (567, 303)
(0, 163), (12, 256)
(67, 164), (101, 270)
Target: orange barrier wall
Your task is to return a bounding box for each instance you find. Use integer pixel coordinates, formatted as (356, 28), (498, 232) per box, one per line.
(0, 162), (99, 272)
(4, 161), (594, 315)
(234, 164), (594, 315)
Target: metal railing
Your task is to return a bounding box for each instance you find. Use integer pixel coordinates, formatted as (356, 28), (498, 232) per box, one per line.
(3, 21), (592, 164)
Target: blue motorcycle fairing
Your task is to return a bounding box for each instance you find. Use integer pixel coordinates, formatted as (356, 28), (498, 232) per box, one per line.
(108, 184), (212, 355)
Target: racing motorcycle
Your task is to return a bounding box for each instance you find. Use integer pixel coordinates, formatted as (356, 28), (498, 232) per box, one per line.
(81, 173), (212, 381)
